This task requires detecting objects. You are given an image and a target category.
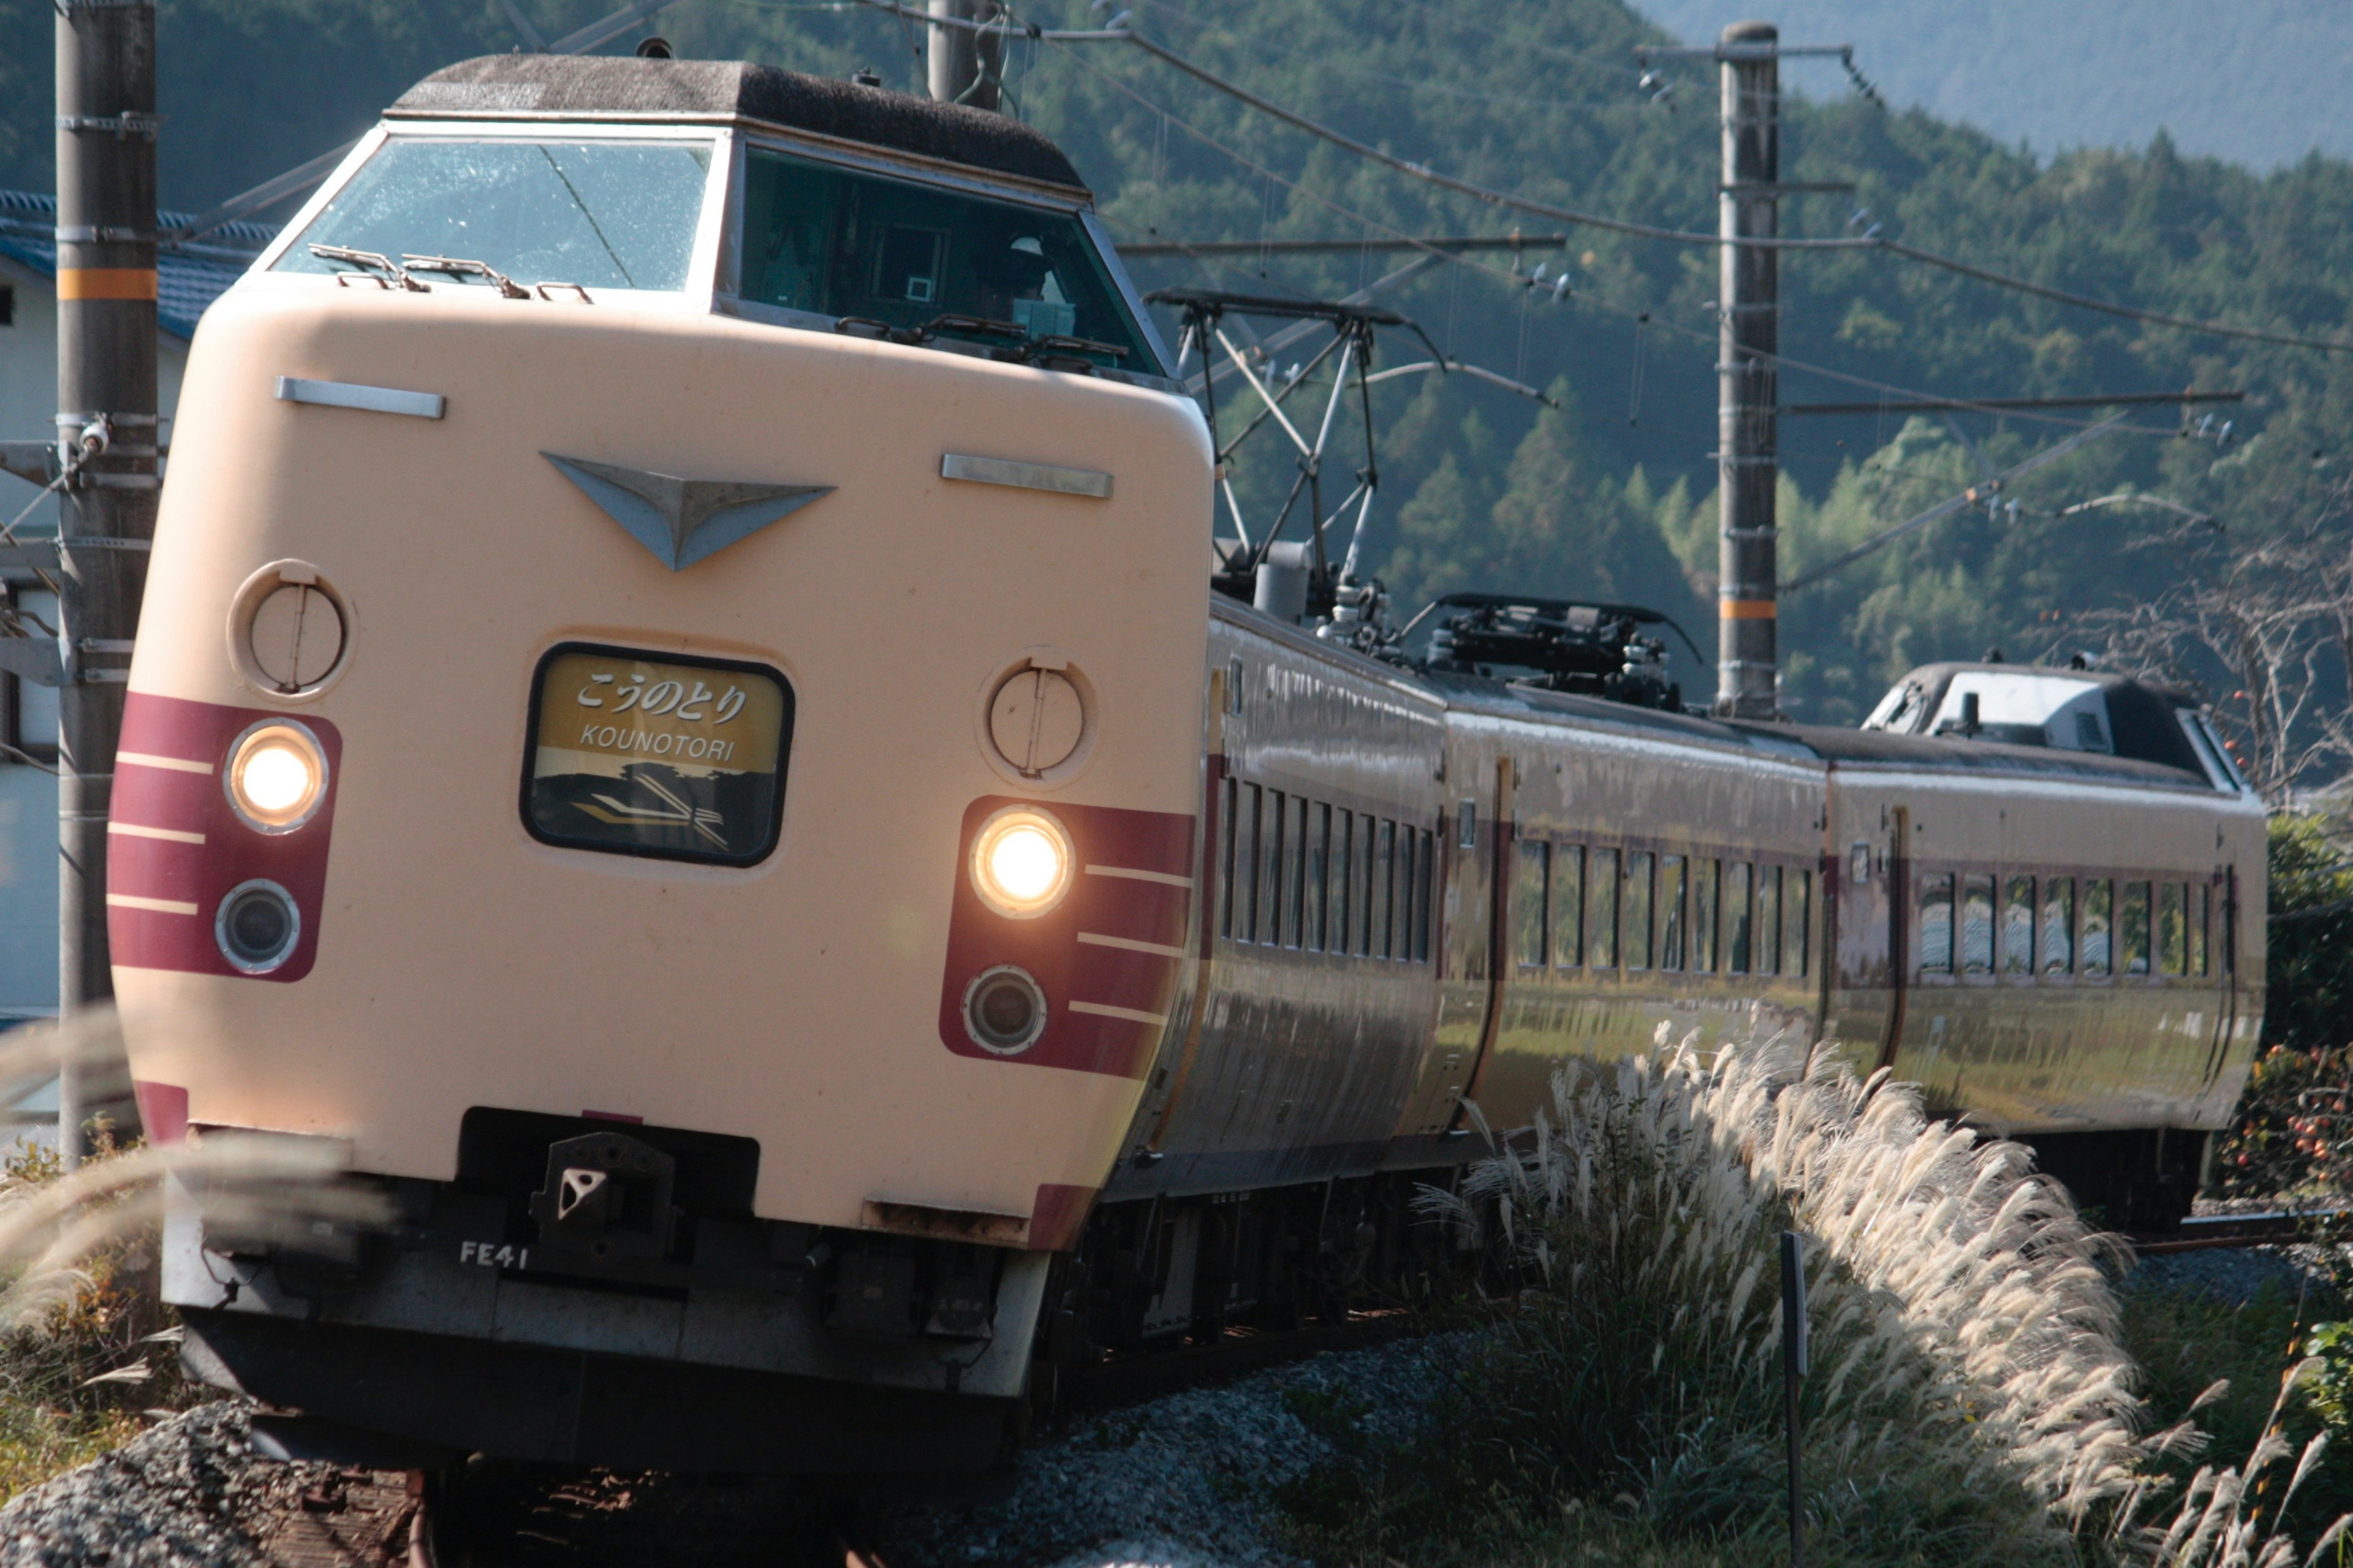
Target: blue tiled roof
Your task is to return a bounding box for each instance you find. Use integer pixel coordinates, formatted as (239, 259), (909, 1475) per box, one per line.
(0, 189), (278, 343)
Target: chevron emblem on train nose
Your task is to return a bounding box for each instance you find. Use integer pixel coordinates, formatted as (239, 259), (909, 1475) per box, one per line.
(542, 453), (833, 571)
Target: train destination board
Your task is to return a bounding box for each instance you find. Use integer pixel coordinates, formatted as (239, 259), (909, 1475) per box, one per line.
(524, 644), (792, 866)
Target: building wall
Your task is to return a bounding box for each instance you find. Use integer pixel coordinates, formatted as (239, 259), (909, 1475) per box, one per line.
(0, 254), (191, 1020)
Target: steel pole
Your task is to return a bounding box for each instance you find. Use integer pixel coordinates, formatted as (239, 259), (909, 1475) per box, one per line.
(926, 0), (1004, 111)
(55, 0), (158, 1164)
(1713, 20), (1780, 718)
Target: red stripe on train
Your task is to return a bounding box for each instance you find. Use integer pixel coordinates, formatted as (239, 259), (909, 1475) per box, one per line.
(937, 795), (1194, 1078)
(108, 692), (342, 983)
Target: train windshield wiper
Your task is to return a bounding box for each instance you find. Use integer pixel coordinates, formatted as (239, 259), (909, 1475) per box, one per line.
(306, 243), (426, 292)
(400, 254), (531, 300)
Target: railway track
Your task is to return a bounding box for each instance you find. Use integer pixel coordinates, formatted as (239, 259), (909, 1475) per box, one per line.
(2131, 1208), (2353, 1254)
(244, 1309), (1433, 1566)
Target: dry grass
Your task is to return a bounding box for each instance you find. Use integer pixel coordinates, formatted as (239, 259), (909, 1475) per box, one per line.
(0, 1010), (392, 1504)
(1278, 1023), (2353, 1567)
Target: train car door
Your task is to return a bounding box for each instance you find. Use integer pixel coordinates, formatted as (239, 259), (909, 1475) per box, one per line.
(1393, 749), (1509, 1138)
(2202, 865), (2238, 1086)
(1877, 803), (1910, 1070)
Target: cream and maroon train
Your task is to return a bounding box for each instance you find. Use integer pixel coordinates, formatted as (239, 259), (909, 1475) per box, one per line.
(108, 54), (2264, 1474)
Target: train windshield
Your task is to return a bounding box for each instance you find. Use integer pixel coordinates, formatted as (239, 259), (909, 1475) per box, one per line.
(275, 137), (714, 293)
(737, 145), (1156, 374)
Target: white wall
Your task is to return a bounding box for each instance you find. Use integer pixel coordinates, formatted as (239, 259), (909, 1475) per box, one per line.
(0, 255), (191, 1020)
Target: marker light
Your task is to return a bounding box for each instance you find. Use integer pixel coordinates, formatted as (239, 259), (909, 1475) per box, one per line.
(225, 719), (328, 833)
(969, 805), (1074, 919)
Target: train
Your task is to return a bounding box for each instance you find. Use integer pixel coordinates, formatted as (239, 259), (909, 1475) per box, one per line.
(105, 53), (2265, 1477)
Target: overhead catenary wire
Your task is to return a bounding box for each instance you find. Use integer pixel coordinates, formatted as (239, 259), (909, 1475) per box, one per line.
(1781, 415), (2130, 594)
(1051, 25), (2191, 445)
(1074, 20), (2353, 356)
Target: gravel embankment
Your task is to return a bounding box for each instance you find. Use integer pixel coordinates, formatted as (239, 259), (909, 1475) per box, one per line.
(874, 1332), (1474, 1568)
(0, 1240), (2335, 1568)
(0, 1405), (357, 1568)
(0, 1333), (1472, 1568)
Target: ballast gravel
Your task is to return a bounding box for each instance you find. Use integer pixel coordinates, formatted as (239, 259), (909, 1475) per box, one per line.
(0, 1244), (2334, 1568)
(0, 1404), (343, 1568)
(872, 1332), (1477, 1568)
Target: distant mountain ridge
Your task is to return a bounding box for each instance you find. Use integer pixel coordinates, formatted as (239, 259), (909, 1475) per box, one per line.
(1635, 0), (2353, 172)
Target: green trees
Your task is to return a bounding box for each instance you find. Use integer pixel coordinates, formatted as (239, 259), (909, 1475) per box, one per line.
(1, 0), (2347, 742)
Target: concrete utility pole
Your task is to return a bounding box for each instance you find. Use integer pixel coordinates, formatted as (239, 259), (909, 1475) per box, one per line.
(1715, 19), (1780, 719)
(926, 0), (1004, 111)
(55, 0), (159, 1164)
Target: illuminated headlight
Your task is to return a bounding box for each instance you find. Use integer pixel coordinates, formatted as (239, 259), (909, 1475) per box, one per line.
(969, 805), (1074, 919)
(224, 719), (328, 833)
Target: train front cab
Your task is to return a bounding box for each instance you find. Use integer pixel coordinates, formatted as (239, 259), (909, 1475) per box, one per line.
(108, 57), (1213, 1472)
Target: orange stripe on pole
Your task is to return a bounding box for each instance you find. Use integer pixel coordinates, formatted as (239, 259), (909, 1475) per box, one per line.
(56, 268), (157, 301)
(1719, 599), (1778, 619)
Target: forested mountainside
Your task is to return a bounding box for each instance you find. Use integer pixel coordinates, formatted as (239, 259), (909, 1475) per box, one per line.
(1639, 0), (2353, 172)
(1, 0), (2349, 749)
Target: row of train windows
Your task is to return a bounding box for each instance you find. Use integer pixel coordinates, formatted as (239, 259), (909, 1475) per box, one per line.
(1218, 779), (1435, 963)
(1514, 841), (1812, 979)
(1916, 873), (2219, 980)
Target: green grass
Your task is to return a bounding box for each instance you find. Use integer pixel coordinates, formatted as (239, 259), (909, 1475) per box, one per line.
(0, 1132), (208, 1507)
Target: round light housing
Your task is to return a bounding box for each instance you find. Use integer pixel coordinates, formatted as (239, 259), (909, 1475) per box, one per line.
(224, 719), (328, 833)
(968, 805), (1074, 919)
(216, 879), (301, 974)
(963, 964), (1048, 1055)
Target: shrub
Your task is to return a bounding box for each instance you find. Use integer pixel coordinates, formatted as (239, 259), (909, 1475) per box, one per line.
(1276, 1026), (2351, 1567)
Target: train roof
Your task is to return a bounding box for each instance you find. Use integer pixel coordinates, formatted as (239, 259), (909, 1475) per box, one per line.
(1213, 599), (2225, 791)
(390, 56), (1089, 196)
(1759, 722), (2219, 790)
(1895, 659), (2200, 708)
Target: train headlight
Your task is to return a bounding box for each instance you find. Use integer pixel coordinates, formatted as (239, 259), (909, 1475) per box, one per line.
(216, 879), (301, 974)
(225, 719), (328, 833)
(963, 964), (1048, 1055)
(969, 805), (1074, 919)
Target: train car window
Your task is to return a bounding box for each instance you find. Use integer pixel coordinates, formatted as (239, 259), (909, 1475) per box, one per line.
(1590, 849), (1620, 969)
(2041, 879), (2074, 974)
(1658, 855), (1686, 971)
(735, 146), (1157, 372)
(1624, 852), (1654, 970)
(1357, 813), (1378, 957)
(1756, 865), (1781, 977)
(2159, 882), (2188, 975)
(1515, 839), (1549, 968)
(1241, 784), (1264, 942)
(1287, 795), (1310, 949)
(1961, 875), (1996, 975)
(1333, 808), (1354, 955)
(1553, 844), (1585, 968)
(2082, 880), (2113, 975)
(1692, 858), (1718, 974)
(1306, 803), (1330, 952)
(1457, 800), (1476, 850)
(2120, 882), (2152, 975)
(1218, 776), (1239, 940)
(1415, 830), (1434, 962)
(524, 645), (790, 865)
(1785, 871), (1811, 978)
(283, 137), (713, 294)
(1261, 789), (1287, 945)
(1917, 873), (1955, 976)
(2001, 877), (2035, 975)
(2191, 883), (2210, 976)
(1374, 820), (1397, 960)
(1726, 862), (1752, 974)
